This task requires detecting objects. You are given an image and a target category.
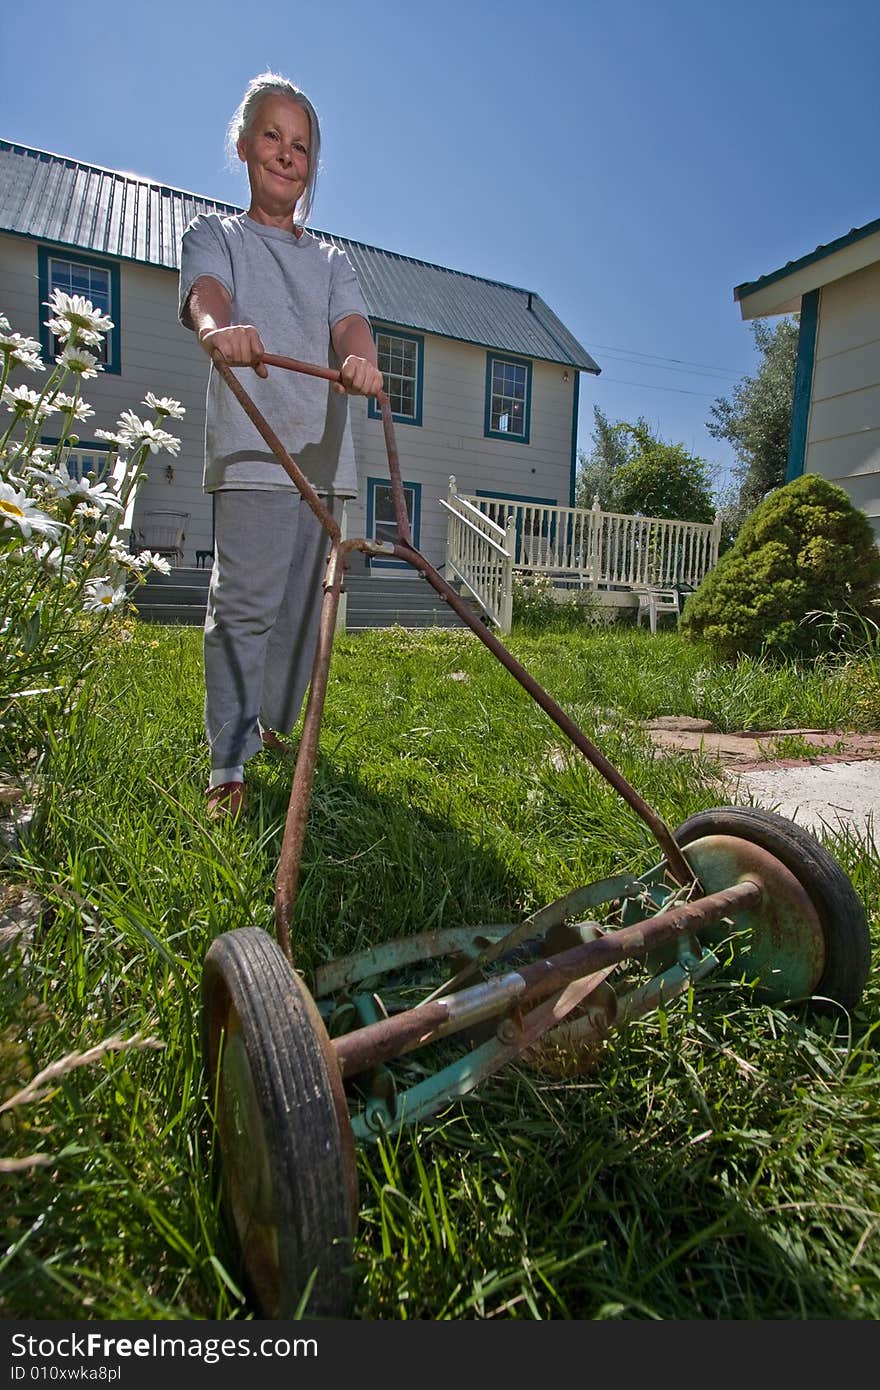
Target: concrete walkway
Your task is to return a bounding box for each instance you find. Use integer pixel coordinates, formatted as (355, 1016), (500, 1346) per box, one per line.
(646, 719), (880, 839)
(731, 762), (878, 838)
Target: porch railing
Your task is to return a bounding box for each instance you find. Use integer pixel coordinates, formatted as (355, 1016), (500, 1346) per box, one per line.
(463, 488), (722, 593)
(441, 481), (515, 631)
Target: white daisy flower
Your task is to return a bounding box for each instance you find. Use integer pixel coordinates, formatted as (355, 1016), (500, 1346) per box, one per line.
(117, 410), (146, 435)
(83, 579), (126, 612)
(94, 428), (125, 449)
(2, 384), (58, 420)
(68, 324), (104, 347)
(0, 313), (10, 334)
(12, 347), (46, 372)
(117, 412), (180, 455)
(24, 464), (78, 497)
(58, 345), (101, 379)
(0, 330), (34, 353)
(144, 392), (185, 420)
(34, 539), (65, 571)
(0, 482), (65, 539)
(107, 539), (136, 564)
(67, 475), (123, 511)
(23, 446), (53, 467)
(55, 394), (95, 422)
(45, 291), (114, 342)
(0, 333), (45, 371)
(133, 549), (172, 575)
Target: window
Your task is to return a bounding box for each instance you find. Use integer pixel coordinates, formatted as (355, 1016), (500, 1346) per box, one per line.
(42, 438), (112, 482)
(38, 247), (121, 373)
(65, 444), (112, 482)
(366, 477), (421, 567)
(484, 353), (532, 443)
(369, 328), (423, 426)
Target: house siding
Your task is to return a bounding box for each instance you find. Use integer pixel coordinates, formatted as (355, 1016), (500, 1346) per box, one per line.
(347, 335), (575, 573)
(805, 260), (880, 541)
(3, 230), (581, 570)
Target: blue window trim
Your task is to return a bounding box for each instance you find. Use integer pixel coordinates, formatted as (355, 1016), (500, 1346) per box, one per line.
(484, 352), (532, 444)
(368, 325), (424, 427)
(568, 371), (580, 508)
(366, 476), (422, 569)
(38, 245), (121, 375)
(785, 289), (820, 483)
(41, 434), (112, 480)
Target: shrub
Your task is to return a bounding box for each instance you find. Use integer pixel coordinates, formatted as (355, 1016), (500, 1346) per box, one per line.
(679, 474), (880, 660)
(511, 574), (599, 633)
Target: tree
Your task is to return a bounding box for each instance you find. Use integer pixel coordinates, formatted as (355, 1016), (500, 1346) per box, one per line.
(707, 317), (799, 527)
(574, 405), (630, 509)
(612, 423), (717, 523)
(575, 412), (717, 523)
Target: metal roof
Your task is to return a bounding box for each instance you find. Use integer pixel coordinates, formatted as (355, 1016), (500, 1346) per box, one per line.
(734, 213), (880, 302)
(0, 140), (599, 373)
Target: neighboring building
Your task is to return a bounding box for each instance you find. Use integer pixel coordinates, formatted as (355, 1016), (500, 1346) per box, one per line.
(734, 215), (880, 544)
(0, 140), (599, 571)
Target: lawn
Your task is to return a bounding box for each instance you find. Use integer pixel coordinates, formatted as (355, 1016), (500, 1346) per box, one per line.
(1, 621), (878, 1319)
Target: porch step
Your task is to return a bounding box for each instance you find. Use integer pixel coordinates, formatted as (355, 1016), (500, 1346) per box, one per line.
(343, 575), (482, 631)
(130, 567), (485, 630)
(130, 566), (210, 626)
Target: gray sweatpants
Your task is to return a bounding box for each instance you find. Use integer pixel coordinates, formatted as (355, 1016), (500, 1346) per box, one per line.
(204, 489), (336, 769)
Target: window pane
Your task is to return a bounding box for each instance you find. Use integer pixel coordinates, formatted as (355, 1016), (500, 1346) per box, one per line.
(48, 258), (113, 366)
(372, 482), (414, 543)
(66, 448), (109, 481)
(374, 484), (394, 524)
(375, 331), (419, 419)
(489, 357), (527, 436)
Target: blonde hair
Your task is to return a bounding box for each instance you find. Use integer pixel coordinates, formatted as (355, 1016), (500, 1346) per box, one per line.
(226, 71), (321, 223)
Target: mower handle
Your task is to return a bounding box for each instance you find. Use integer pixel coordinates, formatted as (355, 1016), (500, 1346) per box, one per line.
(259, 351), (382, 399)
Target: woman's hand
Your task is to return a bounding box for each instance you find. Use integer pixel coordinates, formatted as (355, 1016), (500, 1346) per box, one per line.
(199, 324), (269, 378)
(335, 354), (384, 397)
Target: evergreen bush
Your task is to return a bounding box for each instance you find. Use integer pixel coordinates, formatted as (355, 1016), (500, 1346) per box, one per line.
(679, 474), (880, 659)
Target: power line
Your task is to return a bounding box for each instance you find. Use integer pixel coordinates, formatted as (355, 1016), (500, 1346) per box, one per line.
(595, 376), (723, 399)
(584, 341), (743, 376)
(593, 350), (739, 382)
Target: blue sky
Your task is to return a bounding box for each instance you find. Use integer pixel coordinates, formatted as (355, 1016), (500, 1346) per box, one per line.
(3, 0), (879, 496)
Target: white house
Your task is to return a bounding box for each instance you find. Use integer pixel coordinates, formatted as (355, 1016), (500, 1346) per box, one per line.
(0, 140), (600, 577)
(734, 215), (880, 544)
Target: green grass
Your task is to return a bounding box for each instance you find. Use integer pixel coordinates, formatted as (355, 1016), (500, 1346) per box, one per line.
(1, 622), (878, 1319)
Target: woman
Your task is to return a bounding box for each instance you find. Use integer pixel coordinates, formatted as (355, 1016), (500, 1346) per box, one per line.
(179, 72), (382, 818)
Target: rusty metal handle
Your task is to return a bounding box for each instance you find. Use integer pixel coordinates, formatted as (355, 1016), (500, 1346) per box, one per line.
(260, 351), (388, 407)
(256, 352), (410, 543)
(259, 352), (346, 388)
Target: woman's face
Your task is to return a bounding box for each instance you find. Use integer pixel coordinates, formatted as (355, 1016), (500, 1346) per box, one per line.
(237, 94), (311, 224)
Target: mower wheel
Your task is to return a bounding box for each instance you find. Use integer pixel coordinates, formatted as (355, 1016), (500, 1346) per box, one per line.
(201, 927), (358, 1318)
(675, 805), (870, 1011)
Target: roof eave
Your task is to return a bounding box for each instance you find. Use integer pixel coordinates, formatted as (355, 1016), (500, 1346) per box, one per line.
(734, 220), (880, 320)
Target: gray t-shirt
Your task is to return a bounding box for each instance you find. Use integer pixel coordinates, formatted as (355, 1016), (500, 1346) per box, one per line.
(178, 212), (370, 495)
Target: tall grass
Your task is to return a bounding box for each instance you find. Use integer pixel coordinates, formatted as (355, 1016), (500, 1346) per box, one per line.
(1, 623), (878, 1319)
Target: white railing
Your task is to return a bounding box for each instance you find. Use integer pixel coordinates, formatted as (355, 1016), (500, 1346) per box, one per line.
(442, 477), (514, 631)
(463, 490), (722, 592)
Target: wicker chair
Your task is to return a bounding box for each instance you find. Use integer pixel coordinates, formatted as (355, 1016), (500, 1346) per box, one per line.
(134, 510), (190, 566)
